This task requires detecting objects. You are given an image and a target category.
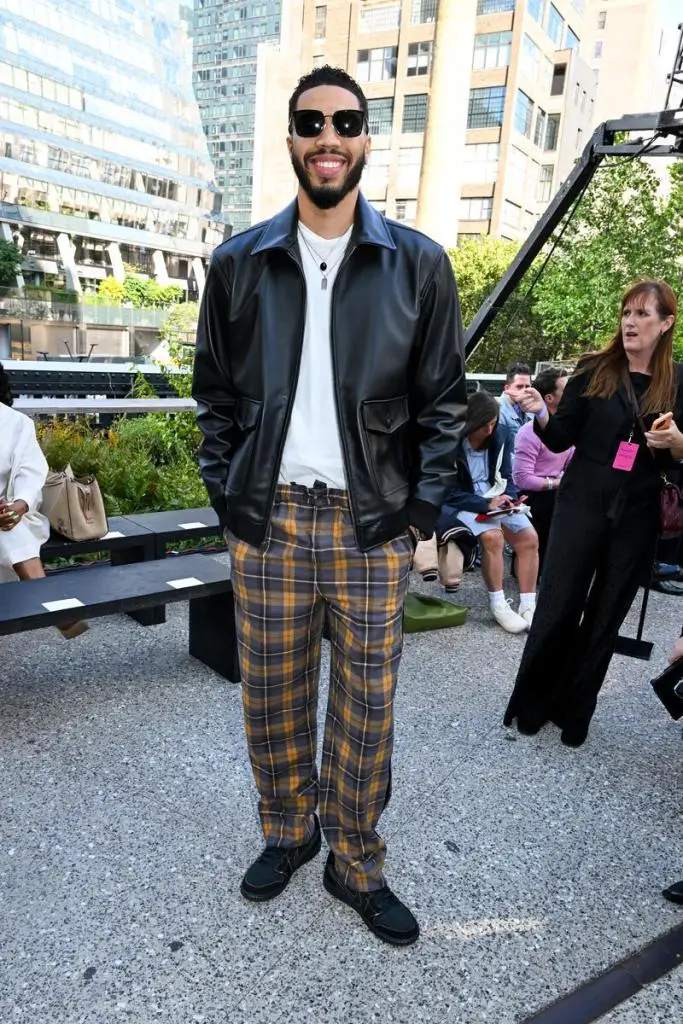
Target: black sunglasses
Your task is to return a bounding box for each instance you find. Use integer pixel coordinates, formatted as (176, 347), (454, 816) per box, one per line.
(290, 109), (367, 138)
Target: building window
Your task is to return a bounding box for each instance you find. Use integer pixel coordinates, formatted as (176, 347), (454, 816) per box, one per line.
(565, 26), (580, 50)
(395, 199), (418, 223)
(502, 199), (521, 232)
(367, 97), (394, 135)
(544, 113), (560, 151)
(527, 0), (544, 24)
(476, 0), (515, 13)
(597, 10), (606, 29)
(463, 142), (500, 183)
(314, 5), (327, 39)
(473, 31), (512, 70)
(594, 41), (603, 59)
(546, 4), (564, 47)
(365, 150), (392, 190)
(357, 47), (398, 82)
(397, 147), (423, 186)
(467, 86), (506, 129)
(551, 63), (566, 96)
(459, 197), (493, 220)
(514, 90), (534, 137)
(402, 93), (428, 133)
(536, 164), (553, 202)
(534, 108), (547, 147)
(519, 34), (541, 79)
(398, 146), (423, 168)
(359, 3), (401, 32)
(507, 145), (528, 193)
(410, 0), (437, 24)
(407, 41), (433, 77)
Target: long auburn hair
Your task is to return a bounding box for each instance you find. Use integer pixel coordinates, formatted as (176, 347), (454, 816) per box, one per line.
(578, 279), (677, 415)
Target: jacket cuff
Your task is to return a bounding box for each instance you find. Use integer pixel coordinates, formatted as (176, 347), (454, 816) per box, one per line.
(408, 498), (440, 537)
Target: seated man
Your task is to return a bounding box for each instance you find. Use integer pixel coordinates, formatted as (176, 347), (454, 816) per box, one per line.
(513, 367), (573, 574)
(497, 362), (533, 458)
(435, 391), (539, 634)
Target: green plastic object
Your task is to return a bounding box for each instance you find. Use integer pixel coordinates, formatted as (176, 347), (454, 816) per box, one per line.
(403, 592), (468, 633)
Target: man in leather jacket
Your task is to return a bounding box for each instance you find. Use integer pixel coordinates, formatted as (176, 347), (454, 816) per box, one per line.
(192, 65), (466, 946)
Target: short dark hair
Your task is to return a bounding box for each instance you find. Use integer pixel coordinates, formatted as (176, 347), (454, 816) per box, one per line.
(0, 363), (13, 407)
(465, 390), (499, 435)
(534, 367), (567, 400)
(505, 362), (532, 384)
(288, 66), (369, 129)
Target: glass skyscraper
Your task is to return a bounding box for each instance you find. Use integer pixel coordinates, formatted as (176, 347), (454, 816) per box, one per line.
(193, 0), (282, 233)
(0, 0), (226, 297)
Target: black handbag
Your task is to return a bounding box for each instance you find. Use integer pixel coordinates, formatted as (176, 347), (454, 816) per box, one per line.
(650, 657), (683, 720)
(624, 375), (683, 539)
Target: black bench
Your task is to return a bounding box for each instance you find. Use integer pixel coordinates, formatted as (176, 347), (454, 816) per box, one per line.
(42, 515), (155, 563)
(0, 553), (240, 683)
(41, 508), (222, 627)
(121, 507), (221, 559)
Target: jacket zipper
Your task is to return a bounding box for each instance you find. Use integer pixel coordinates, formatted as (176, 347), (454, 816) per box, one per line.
(329, 244), (360, 537)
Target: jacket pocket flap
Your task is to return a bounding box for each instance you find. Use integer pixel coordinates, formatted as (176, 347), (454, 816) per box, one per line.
(362, 396), (410, 434)
(234, 397), (262, 432)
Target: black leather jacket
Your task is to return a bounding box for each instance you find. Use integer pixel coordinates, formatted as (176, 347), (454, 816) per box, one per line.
(192, 194), (467, 551)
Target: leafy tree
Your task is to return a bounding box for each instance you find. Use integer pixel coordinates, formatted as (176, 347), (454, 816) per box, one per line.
(0, 239), (23, 285)
(97, 275), (125, 305)
(122, 273), (148, 308)
(159, 301), (200, 369)
(449, 237), (548, 372)
(531, 158), (683, 358)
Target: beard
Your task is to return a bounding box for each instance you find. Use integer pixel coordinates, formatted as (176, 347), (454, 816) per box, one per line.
(291, 149), (366, 210)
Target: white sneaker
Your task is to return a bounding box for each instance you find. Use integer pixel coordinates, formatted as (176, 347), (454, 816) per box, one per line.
(492, 600), (529, 634)
(519, 607), (535, 627)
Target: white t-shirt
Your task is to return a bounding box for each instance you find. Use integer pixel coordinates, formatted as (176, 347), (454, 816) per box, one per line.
(279, 222), (352, 490)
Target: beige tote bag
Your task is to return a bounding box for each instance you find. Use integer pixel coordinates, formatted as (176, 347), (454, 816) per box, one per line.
(41, 463), (108, 541)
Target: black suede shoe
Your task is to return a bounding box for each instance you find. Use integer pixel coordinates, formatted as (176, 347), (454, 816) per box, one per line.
(240, 817), (321, 902)
(323, 852), (419, 946)
(663, 879), (683, 905)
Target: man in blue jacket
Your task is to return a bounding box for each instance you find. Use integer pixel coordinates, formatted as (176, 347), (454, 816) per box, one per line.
(436, 391), (538, 634)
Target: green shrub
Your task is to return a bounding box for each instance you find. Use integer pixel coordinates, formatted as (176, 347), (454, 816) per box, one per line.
(36, 415), (207, 516)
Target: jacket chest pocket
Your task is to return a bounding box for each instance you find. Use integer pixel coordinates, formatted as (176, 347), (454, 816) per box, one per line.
(361, 396), (411, 498)
(226, 397), (263, 496)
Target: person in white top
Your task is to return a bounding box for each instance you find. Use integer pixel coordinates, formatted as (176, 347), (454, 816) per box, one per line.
(193, 65), (467, 946)
(0, 363), (87, 637)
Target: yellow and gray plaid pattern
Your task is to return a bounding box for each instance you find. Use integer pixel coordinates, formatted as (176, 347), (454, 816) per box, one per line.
(228, 483), (412, 892)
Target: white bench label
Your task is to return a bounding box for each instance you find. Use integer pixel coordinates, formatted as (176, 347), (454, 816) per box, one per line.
(43, 598), (85, 612)
(104, 531), (124, 539)
(167, 577), (203, 589)
(178, 522), (207, 529)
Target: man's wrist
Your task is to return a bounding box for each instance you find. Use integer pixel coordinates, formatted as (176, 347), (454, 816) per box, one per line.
(535, 406), (549, 426)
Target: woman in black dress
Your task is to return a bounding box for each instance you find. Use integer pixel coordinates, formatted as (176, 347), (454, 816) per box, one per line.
(504, 279), (683, 747)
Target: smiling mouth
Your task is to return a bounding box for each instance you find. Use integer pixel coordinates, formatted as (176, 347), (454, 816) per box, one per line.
(308, 155), (347, 179)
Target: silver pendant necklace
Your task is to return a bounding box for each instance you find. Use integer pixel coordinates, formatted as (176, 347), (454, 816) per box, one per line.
(298, 228), (348, 290)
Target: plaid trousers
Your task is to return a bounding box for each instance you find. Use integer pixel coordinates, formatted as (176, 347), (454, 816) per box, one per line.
(227, 483), (412, 891)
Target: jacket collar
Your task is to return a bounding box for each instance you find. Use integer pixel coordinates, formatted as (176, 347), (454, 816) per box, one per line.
(250, 192), (397, 256)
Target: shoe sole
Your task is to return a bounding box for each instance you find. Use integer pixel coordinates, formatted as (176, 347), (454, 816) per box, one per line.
(323, 869), (419, 947)
(494, 620), (528, 634)
(240, 830), (322, 903)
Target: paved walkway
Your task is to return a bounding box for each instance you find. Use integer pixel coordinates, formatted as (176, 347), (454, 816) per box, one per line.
(1, 563), (681, 1023)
